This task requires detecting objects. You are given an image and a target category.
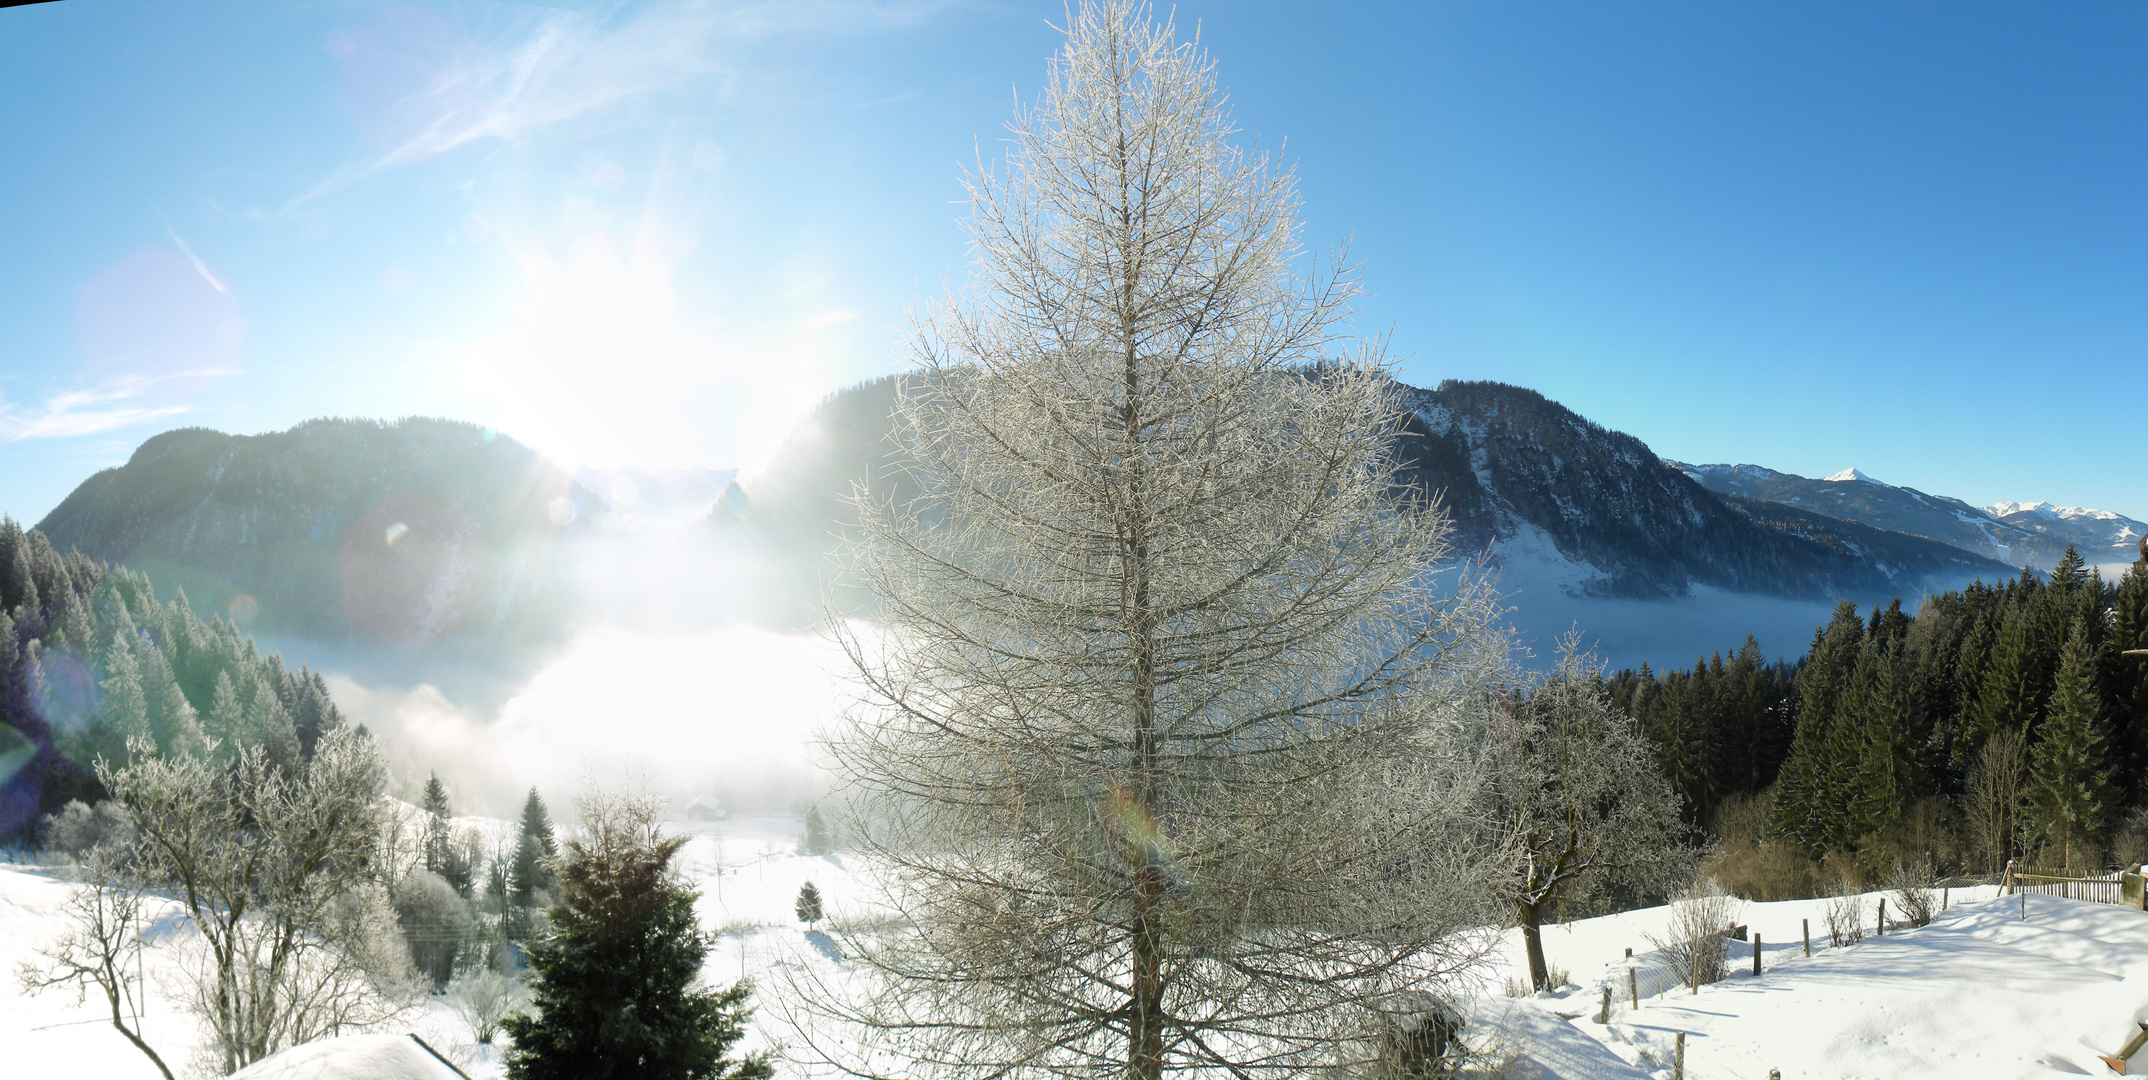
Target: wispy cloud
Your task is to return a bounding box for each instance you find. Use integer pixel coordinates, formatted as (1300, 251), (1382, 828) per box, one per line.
(0, 371), (237, 442)
(165, 227), (230, 295)
(266, 0), (961, 219)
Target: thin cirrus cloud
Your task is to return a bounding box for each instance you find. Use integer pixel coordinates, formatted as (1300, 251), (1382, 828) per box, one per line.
(268, 0), (956, 219)
(0, 373), (236, 442)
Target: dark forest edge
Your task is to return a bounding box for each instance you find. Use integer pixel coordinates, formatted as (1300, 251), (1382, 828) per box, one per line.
(1619, 545), (2148, 898)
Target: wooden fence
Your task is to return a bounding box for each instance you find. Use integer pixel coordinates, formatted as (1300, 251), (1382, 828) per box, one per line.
(2001, 862), (2146, 909)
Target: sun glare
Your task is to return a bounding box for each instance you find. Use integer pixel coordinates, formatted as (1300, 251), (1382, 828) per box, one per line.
(459, 227), (854, 478)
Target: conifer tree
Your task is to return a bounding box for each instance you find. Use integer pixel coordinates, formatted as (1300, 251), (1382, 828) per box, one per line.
(206, 671), (245, 758)
(2028, 617), (2113, 869)
(510, 787), (558, 909)
(1772, 602), (1863, 852)
(795, 881), (823, 928)
(1966, 603), (2039, 754)
(2112, 561), (2148, 803)
(801, 805), (832, 856)
(502, 787), (772, 1080)
(809, 6), (1512, 1075)
(422, 772), (453, 876)
(1843, 640), (1915, 842)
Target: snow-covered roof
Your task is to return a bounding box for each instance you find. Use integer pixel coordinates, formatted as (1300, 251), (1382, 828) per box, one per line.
(226, 1033), (470, 1080)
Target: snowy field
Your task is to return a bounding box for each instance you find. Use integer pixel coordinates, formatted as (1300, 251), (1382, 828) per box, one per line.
(9, 816), (2148, 1079)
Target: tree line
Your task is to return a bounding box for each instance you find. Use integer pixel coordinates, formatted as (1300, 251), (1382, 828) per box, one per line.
(1610, 547), (2148, 888)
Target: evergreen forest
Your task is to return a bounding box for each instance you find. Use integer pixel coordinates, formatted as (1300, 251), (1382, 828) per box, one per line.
(1612, 546), (2148, 893)
(0, 518), (348, 839)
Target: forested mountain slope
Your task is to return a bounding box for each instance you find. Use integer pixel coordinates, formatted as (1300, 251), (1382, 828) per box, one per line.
(35, 418), (601, 663)
(1400, 382), (2008, 599)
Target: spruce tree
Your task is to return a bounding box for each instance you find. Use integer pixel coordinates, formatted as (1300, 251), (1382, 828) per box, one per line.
(206, 670), (245, 757)
(1966, 604), (2039, 755)
(501, 788), (773, 1080)
(1772, 602), (1863, 852)
(2028, 617), (2114, 869)
(801, 805), (832, 856)
(422, 772), (453, 876)
(795, 881), (823, 928)
(2110, 561), (2148, 804)
(510, 787), (559, 908)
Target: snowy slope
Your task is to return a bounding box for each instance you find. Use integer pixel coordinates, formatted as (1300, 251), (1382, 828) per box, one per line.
(16, 818), (2146, 1080)
(1486, 887), (2148, 1079)
(1986, 501), (2148, 566)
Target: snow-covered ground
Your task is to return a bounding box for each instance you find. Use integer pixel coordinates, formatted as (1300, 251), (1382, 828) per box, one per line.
(11, 820), (2148, 1079)
(1481, 885), (2148, 1079)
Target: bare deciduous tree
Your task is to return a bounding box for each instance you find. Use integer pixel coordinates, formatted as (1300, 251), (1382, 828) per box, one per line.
(16, 849), (178, 1080)
(1502, 642), (1691, 992)
(105, 728), (419, 1073)
(794, 5), (1512, 1077)
(1965, 726), (2028, 875)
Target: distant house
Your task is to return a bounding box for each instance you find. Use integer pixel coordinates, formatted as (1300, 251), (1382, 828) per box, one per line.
(685, 793), (727, 821)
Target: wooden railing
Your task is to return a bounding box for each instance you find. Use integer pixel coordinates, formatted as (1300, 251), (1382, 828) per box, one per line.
(2001, 862), (2146, 909)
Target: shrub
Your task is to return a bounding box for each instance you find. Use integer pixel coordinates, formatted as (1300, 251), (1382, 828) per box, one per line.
(1823, 882), (1865, 947)
(37, 799), (136, 861)
(1644, 877), (1742, 993)
(447, 967), (526, 1044)
(394, 869), (472, 989)
(1887, 859), (1938, 929)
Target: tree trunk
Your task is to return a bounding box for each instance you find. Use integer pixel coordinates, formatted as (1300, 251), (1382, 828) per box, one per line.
(1124, 336), (1166, 1080)
(1518, 898), (1549, 992)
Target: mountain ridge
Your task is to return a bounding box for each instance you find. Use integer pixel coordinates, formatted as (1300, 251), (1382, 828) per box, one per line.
(34, 417), (602, 675)
(1670, 460), (2146, 569)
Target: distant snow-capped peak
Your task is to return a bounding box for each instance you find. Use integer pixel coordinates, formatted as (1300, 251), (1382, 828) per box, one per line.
(1665, 461), (1781, 481)
(1985, 501), (2123, 523)
(1824, 467), (1880, 484)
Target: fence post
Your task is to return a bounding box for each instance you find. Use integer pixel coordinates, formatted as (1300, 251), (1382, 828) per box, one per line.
(1673, 1031), (1685, 1080)
(1802, 918), (1810, 957)
(2002, 858), (2016, 895)
(1753, 933), (1762, 977)
(1943, 886), (1949, 912)
(1596, 986), (1611, 1024)
(1629, 967), (1637, 1009)
(2123, 867), (2145, 910)
(1876, 898), (1886, 936)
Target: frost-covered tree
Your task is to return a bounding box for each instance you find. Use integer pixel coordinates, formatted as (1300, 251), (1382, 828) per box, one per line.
(795, 881), (823, 928)
(1503, 643), (1690, 992)
(101, 727), (417, 1072)
(801, 6), (1511, 1077)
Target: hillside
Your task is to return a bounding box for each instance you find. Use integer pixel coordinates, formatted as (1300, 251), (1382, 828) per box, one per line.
(35, 418), (602, 665)
(1400, 382), (2008, 600)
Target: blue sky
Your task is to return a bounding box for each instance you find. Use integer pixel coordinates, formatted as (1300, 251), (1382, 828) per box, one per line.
(1, 0), (2143, 525)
